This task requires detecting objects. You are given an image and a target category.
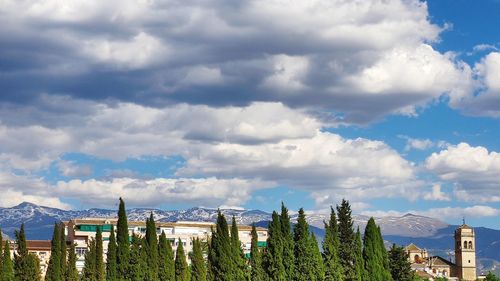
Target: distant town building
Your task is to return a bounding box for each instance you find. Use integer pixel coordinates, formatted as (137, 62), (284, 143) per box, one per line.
(9, 240), (52, 277)
(64, 218), (268, 272)
(405, 222), (480, 281)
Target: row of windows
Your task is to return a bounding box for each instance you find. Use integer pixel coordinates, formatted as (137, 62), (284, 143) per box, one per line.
(457, 240), (473, 249)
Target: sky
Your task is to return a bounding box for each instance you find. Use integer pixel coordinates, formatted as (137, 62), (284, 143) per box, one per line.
(1, 0), (500, 228)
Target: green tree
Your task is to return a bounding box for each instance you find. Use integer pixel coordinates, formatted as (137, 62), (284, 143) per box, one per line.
(190, 238), (207, 281)
(14, 224), (41, 281)
(293, 208), (323, 281)
(106, 226), (118, 281)
(485, 272), (500, 281)
(129, 235), (147, 281)
(116, 198), (130, 280)
(280, 203), (295, 280)
(82, 238), (97, 281)
(354, 228), (365, 281)
(2, 241), (14, 281)
(158, 232), (175, 281)
(208, 211), (233, 281)
(59, 223), (67, 280)
(66, 243), (79, 281)
(337, 200), (358, 281)
(230, 216), (246, 280)
(46, 223), (62, 281)
(263, 211), (285, 281)
(311, 233), (325, 281)
(249, 224), (265, 281)
(0, 230), (3, 278)
(388, 244), (414, 281)
(146, 213), (159, 281)
(96, 227), (105, 281)
(363, 218), (392, 281)
(323, 207), (344, 281)
(175, 239), (189, 281)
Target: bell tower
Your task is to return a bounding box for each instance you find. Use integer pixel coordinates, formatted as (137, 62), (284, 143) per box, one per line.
(455, 221), (476, 280)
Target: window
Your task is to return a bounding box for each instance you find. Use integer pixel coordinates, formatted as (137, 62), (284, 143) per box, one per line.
(468, 241), (473, 249)
(464, 241), (467, 249)
(76, 247), (87, 257)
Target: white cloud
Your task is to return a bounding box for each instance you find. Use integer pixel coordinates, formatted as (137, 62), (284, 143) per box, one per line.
(423, 184), (450, 201)
(402, 137), (434, 151)
(58, 160), (93, 177)
(56, 177), (271, 208)
(363, 205), (500, 219)
(0, 0), (475, 122)
(450, 52), (500, 117)
(426, 142), (500, 202)
(82, 32), (169, 70)
(0, 171), (70, 209)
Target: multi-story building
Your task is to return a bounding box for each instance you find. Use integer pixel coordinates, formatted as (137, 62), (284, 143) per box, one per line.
(64, 218), (268, 272)
(9, 240), (52, 277)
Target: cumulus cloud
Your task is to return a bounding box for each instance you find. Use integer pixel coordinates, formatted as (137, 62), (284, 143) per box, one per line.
(400, 136), (435, 151)
(451, 52), (500, 117)
(362, 205), (500, 219)
(426, 142), (500, 202)
(423, 184), (450, 201)
(0, 97), (423, 207)
(58, 160), (93, 177)
(56, 177), (271, 208)
(0, 0), (474, 122)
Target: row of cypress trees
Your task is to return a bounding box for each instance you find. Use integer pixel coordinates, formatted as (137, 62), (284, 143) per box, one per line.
(0, 224), (42, 281)
(6, 197), (416, 281)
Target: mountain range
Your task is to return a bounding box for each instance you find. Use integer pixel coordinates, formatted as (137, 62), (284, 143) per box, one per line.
(1, 202), (499, 274)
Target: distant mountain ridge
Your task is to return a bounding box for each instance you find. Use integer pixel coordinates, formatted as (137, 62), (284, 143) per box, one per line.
(0, 202), (447, 239)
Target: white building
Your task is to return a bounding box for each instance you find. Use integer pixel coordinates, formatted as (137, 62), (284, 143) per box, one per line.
(64, 218), (268, 272)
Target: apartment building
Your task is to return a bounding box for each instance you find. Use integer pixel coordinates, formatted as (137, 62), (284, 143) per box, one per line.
(64, 218), (268, 271)
(9, 240), (52, 277)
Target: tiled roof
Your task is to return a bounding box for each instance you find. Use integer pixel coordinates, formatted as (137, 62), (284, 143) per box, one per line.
(405, 243), (421, 251)
(26, 240), (51, 250)
(429, 256), (455, 267)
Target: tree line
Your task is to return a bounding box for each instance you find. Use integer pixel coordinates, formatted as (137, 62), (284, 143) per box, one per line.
(2, 197), (487, 281)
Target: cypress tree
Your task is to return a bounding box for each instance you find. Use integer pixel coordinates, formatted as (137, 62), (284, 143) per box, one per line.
(14, 224), (41, 281)
(95, 227), (105, 281)
(46, 223), (62, 281)
(263, 211), (285, 281)
(249, 224), (265, 281)
(376, 226), (391, 281)
(66, 243), (78, 281)
(293, 208), (322, 281)
(190, 238), (207, 281)
(230, 216), (246, 280)
(175, 239), (189, 281)
(323, 207), (344, 281)
(146, 213), (159, 281)
(208, 211), (233, 281)
(0, 230), (3, 278)
(279, 203), (294, 280)
(388, 244), (414, 281)
(336, 200), (358, 281)
(129, 234), (147, 281)
(116, 198), (130, 280)
(82, 238), (97, 281)
(106, 226), (117, 281)
(311, 233), (325, 280)
(363, 218), (384, 281)
(3, 241), (14, 281)
(354, 228), (365, 281)
(60, 223), (67, 280)
(158, 232), (175, 281)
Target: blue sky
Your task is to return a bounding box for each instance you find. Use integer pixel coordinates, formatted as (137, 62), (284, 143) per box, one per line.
(1, 0), (500, 228)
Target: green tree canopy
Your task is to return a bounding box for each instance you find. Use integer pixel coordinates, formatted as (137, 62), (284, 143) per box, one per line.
(175, 239), (189, 281)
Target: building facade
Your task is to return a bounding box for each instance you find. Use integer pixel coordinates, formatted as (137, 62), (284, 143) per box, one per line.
(64, 218), (268, 272)
(9, 240), (52, 277)
(405, 223), (478, 281)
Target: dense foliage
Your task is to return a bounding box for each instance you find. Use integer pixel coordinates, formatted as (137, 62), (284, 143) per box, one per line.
(3, 198), (417, 281)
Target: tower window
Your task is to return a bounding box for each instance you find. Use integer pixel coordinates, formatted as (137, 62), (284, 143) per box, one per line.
(469, 241), (473, 249)
(464, 241), (467, 249)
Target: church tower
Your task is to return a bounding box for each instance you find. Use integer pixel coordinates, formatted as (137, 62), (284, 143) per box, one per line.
(455, 222), (477, 280)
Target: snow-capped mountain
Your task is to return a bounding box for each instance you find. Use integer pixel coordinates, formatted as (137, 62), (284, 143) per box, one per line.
(0, 202), (446, 239)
